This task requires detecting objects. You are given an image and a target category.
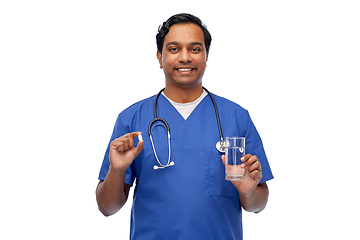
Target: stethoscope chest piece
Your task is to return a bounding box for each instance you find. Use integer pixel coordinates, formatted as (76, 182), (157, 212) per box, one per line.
(216, 140), (226, 153)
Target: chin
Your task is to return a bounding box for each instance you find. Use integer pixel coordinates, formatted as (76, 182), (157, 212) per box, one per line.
(172, 78), (202, 87)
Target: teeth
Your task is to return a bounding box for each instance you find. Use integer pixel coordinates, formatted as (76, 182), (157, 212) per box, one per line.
(177, 68), (192, 72)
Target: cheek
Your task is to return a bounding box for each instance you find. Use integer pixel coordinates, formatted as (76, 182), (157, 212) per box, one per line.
(195, 53), (207, 65)
(162, 56), (176, 70)
(197, 58), (207, 70)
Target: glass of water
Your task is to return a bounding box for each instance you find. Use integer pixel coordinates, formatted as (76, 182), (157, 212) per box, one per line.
(225, 137), (245, 181)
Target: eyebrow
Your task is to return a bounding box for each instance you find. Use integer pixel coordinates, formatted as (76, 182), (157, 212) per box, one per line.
(190, 42), (204, 48)
(166, 41), (204, 48)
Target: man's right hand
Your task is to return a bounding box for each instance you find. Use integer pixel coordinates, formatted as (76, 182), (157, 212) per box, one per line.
(109, 132), (144, 171)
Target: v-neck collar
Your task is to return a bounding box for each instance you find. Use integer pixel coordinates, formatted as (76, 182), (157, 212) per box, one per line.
(154, 94), (218, 150)
(161, 91), (208, 120)
(157, 93), (210, 125)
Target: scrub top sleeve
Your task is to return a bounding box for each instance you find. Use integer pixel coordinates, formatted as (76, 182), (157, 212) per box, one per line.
(244, 112), (274, 183)
(98, 114), (136, 186)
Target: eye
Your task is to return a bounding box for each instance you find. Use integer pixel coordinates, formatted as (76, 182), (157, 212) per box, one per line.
(191, 48), (201, 53)
(169, 47), (178, 52)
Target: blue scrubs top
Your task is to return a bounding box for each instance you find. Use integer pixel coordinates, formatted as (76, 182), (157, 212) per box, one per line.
(98, 93), (273, 240)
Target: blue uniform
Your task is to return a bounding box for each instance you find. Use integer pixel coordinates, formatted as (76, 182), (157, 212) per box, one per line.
(98, 93), (273, 240)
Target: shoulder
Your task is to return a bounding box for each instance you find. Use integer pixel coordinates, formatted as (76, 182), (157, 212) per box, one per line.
(113, 95), (155, 130)
(118, 95), (155, 118)
(211, 92), (249, 116)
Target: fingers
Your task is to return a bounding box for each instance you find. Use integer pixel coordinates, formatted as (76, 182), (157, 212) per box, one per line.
(223, 153), (262, 181)
(244, 155), (261, 172)
(242, 154), (262, 181)
(134, 139), (144, 156)
(111, 132), (142, 152)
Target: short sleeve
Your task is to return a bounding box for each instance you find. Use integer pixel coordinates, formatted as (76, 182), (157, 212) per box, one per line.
(98, 114), (136, 186)
(244, 112), (273, 183)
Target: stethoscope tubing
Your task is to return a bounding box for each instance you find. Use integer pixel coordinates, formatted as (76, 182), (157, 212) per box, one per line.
(149, 87), (223, 140)
(202, 87), (224, 142)
(148, 87), (225, 170)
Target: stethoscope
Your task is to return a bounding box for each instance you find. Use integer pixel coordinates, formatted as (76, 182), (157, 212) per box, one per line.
(149, 87), (225, 170)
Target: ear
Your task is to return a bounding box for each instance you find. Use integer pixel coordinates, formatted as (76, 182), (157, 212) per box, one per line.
(206, 51), (209, 62)
(156, 51), (163, 69)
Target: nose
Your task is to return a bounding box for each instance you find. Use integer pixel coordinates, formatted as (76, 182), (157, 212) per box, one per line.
(178, 49), (192, 63)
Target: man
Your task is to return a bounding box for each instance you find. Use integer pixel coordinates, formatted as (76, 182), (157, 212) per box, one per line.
(96, 13), (273, 239)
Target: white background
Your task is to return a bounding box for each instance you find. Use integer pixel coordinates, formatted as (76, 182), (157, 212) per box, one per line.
(1, 0), (359, 239)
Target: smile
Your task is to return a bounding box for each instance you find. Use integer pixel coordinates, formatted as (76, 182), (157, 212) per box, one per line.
(176, 68), (194, 72)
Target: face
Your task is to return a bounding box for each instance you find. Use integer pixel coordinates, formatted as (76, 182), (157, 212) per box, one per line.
(157, 23), (209, 89)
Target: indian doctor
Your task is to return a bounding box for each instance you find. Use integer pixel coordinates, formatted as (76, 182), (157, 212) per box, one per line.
(96, 13), (273, 240)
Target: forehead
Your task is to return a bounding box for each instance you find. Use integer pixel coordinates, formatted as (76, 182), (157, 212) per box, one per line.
(164, 23), (205, 45)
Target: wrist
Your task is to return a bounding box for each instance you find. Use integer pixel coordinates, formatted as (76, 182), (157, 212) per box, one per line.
(238, 188), (254, 198)
(109, 164), (127, 176)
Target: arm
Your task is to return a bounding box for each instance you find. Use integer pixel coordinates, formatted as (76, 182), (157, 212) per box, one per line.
(96, 132), (143, 216)
(96, 172), (130, 216)
(222, 154), (269, 213)
(239, 182), (268, 213)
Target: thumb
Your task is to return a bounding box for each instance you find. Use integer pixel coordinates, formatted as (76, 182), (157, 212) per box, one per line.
(133, 140), (144, 157)
(221, 155), (226, 166)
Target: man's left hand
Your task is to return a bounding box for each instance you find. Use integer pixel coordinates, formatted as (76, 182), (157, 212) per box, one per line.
(222, 154), (262, 195)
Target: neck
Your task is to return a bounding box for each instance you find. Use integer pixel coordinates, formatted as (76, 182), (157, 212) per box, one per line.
(163, 83), (203, 103)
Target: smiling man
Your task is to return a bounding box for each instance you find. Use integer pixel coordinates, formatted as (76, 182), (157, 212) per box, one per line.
(157, 23), (208, 102)
(96, 13), (273, 240)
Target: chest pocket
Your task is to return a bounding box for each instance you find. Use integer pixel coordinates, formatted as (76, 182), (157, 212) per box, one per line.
(208, 152), (237, 198)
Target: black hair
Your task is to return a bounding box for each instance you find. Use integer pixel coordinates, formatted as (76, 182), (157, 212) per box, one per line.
(156, 13), (212, 53)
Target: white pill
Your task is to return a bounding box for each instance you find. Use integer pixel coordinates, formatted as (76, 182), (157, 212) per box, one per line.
(138, 134), (143, 142)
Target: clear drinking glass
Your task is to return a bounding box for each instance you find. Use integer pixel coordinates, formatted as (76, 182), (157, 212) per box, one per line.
(225, 137), (245, 181)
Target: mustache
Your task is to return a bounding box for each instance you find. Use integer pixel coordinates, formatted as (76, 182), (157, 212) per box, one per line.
(174, 64), (196, 69)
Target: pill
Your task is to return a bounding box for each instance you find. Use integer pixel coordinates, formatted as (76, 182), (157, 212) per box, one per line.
(138, 134), (143, 142)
